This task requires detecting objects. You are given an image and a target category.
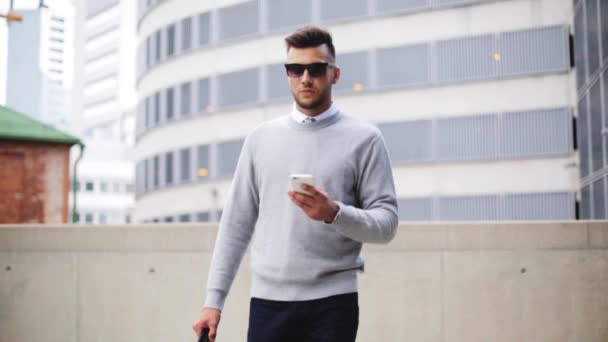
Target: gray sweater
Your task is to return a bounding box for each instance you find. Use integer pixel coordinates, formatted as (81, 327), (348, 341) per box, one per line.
(204, 111), (399, 310)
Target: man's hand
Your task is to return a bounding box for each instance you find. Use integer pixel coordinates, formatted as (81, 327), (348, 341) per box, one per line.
(192, 308), (221, 342)
(288, 184), (339, 222)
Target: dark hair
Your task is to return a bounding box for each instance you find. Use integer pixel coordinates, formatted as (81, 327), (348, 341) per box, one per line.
(284, 26), (335, 61)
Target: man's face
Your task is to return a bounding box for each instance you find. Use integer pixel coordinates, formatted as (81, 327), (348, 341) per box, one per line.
(286, 45), (340, 114)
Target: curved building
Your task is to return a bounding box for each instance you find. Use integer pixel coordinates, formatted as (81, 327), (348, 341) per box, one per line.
(134, 0), (582, 223)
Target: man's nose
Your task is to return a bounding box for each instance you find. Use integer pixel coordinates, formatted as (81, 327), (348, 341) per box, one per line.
(300, 69), (313, 84)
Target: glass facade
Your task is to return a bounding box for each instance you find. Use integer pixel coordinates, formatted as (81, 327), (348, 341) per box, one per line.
(575, 0), (608, 219)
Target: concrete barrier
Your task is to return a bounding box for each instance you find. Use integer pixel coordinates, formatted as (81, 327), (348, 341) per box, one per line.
(1, 221), (607, 342)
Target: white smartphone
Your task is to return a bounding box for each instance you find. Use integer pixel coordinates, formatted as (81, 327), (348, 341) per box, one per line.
(289, 174), (315, 196)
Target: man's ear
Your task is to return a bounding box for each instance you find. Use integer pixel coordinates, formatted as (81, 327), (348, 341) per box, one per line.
(332, 66), (341, 85)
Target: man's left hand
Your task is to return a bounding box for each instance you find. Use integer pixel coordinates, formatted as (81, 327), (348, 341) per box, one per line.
(288, 184), (339, 222)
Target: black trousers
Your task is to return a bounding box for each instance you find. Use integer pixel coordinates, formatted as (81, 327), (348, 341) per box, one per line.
(247, 292), (359, 342)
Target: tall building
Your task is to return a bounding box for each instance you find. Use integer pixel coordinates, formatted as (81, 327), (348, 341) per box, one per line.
(134, 0), (582, 223)
(574, 0), (608, 220)
(5, 3), (74, 129)
(71, 0), (136, 224)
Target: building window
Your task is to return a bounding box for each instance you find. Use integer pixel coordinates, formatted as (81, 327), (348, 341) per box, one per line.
(155, 30), (161, 62)
(180, 148), (191, 183)
(85, 213), (94, 223)
(166, 88), (175, 120)
(181, 17), (192, 51)
(378, 121), (432, 163)
(333, 51), (369, 93)
(218, 0), (259, 42)
(266, 63), (291, 100)
(165, 152), (174, 185)
(99, 213), (108, 224)
(320, 0), (367, 22)
(198, 78), (210, 113)
(267, 0), (312, 31)
(586, 0), (601, 78)
(377, 44), (429, 88)
(197, 145), (210, 180)
(180, 82), (191, 116)
(153, 156), (160, 188)
(166, 25), (176, 57)
(85, 181), (94, 192)
(217, 139), (244, 177)
(100, 182), (108, 192)
(196, 212), (210, 222)
(154, 92), (161, 125)
(217, 68), (259, 108)
(199, 13), (211, 46)
(179, 214), (191, 222)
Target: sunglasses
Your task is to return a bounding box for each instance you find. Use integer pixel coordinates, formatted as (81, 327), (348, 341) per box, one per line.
(284, 62), (334, 78)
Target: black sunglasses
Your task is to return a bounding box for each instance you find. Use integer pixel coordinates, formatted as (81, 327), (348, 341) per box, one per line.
(284, 63), (333, 78)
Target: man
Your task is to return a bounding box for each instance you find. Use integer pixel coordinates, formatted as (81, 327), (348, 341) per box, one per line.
(193, 26), (398, 342)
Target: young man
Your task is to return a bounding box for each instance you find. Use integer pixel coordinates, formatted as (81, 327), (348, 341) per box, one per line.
(193, 26), (398, 342)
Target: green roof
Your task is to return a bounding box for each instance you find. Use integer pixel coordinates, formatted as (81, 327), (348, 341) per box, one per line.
(0, 105), (82, 145)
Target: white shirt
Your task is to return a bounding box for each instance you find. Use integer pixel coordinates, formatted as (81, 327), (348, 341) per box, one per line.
(290, 102), (339, 124)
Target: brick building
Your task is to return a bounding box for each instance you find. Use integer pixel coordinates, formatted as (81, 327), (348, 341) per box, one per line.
(0, 105), (83, 223)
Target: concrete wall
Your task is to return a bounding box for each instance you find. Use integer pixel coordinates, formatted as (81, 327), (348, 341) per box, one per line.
(1, 221), (607, 342)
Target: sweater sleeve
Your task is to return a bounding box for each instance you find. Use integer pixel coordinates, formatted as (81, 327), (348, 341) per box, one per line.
(203, 136), (259, 311)
(331, 134), (399, 244)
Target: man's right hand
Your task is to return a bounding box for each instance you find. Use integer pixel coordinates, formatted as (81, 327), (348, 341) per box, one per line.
(192, 308), (221, 342)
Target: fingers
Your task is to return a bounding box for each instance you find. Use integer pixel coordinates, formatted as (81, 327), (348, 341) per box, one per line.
(288, 191), (313, 208)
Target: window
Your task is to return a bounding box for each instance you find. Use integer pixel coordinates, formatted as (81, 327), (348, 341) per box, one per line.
(164, 216), (174, 222)
(218, 0), (259, 41)
(320, 0), (367, 22)
(601, 0), (608, 61)
(155, 30), (161, 62)
(397, 198), (433, 221)
(267, 0), (312, 31)
(590, 80), (604, 172)
(498, 26), (570, 77)
(217, 139), (244, 177)
(578, 96), (590, 178)
(144, 97), (150, 129)
(198, 78), (210, 113)
(581, 185), (591, 219)
(199, 13), (211, 46)
(125, 183), (134, 193)
(100, 182), (108, 192)
(378, 121), (432, 162)
(196, 212), (210, 222)
(165, 152), (174, 185)
(333, 51), (369, 93)
(376, 0), (428, 15)
(99, 213), (108, 224)
(574, 5), (587, 90)
(85, 213), (94, 223)
(179, 214), (191, 222)
(438, 114), (497, 161)
(218, 68), (259, 108)
(197, 145), (211, 180)
(144, 159), (150, 192)
(266, 63), (291, 100)
(438, 195), (499, 221)
(166, 88), (175, 120)
(436, 34), (496, 82)
(502, 192), (575, 220)
(154, 92), (161, 125)
(593, 177), (606, 219)
(181, 17), (192, 51)
(166, 25), (176, 57)
(377, 44), (429, 88)
(180, 148), (192, 183)
(180, 82), (191, 116)
(501, 108), (572, 158)
(586, 0), (600, 78)
(153, 156), (160, 188)
(85, 181), (94, 192)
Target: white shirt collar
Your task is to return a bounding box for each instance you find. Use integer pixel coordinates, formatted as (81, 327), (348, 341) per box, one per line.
(290, 102), (339, 124)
